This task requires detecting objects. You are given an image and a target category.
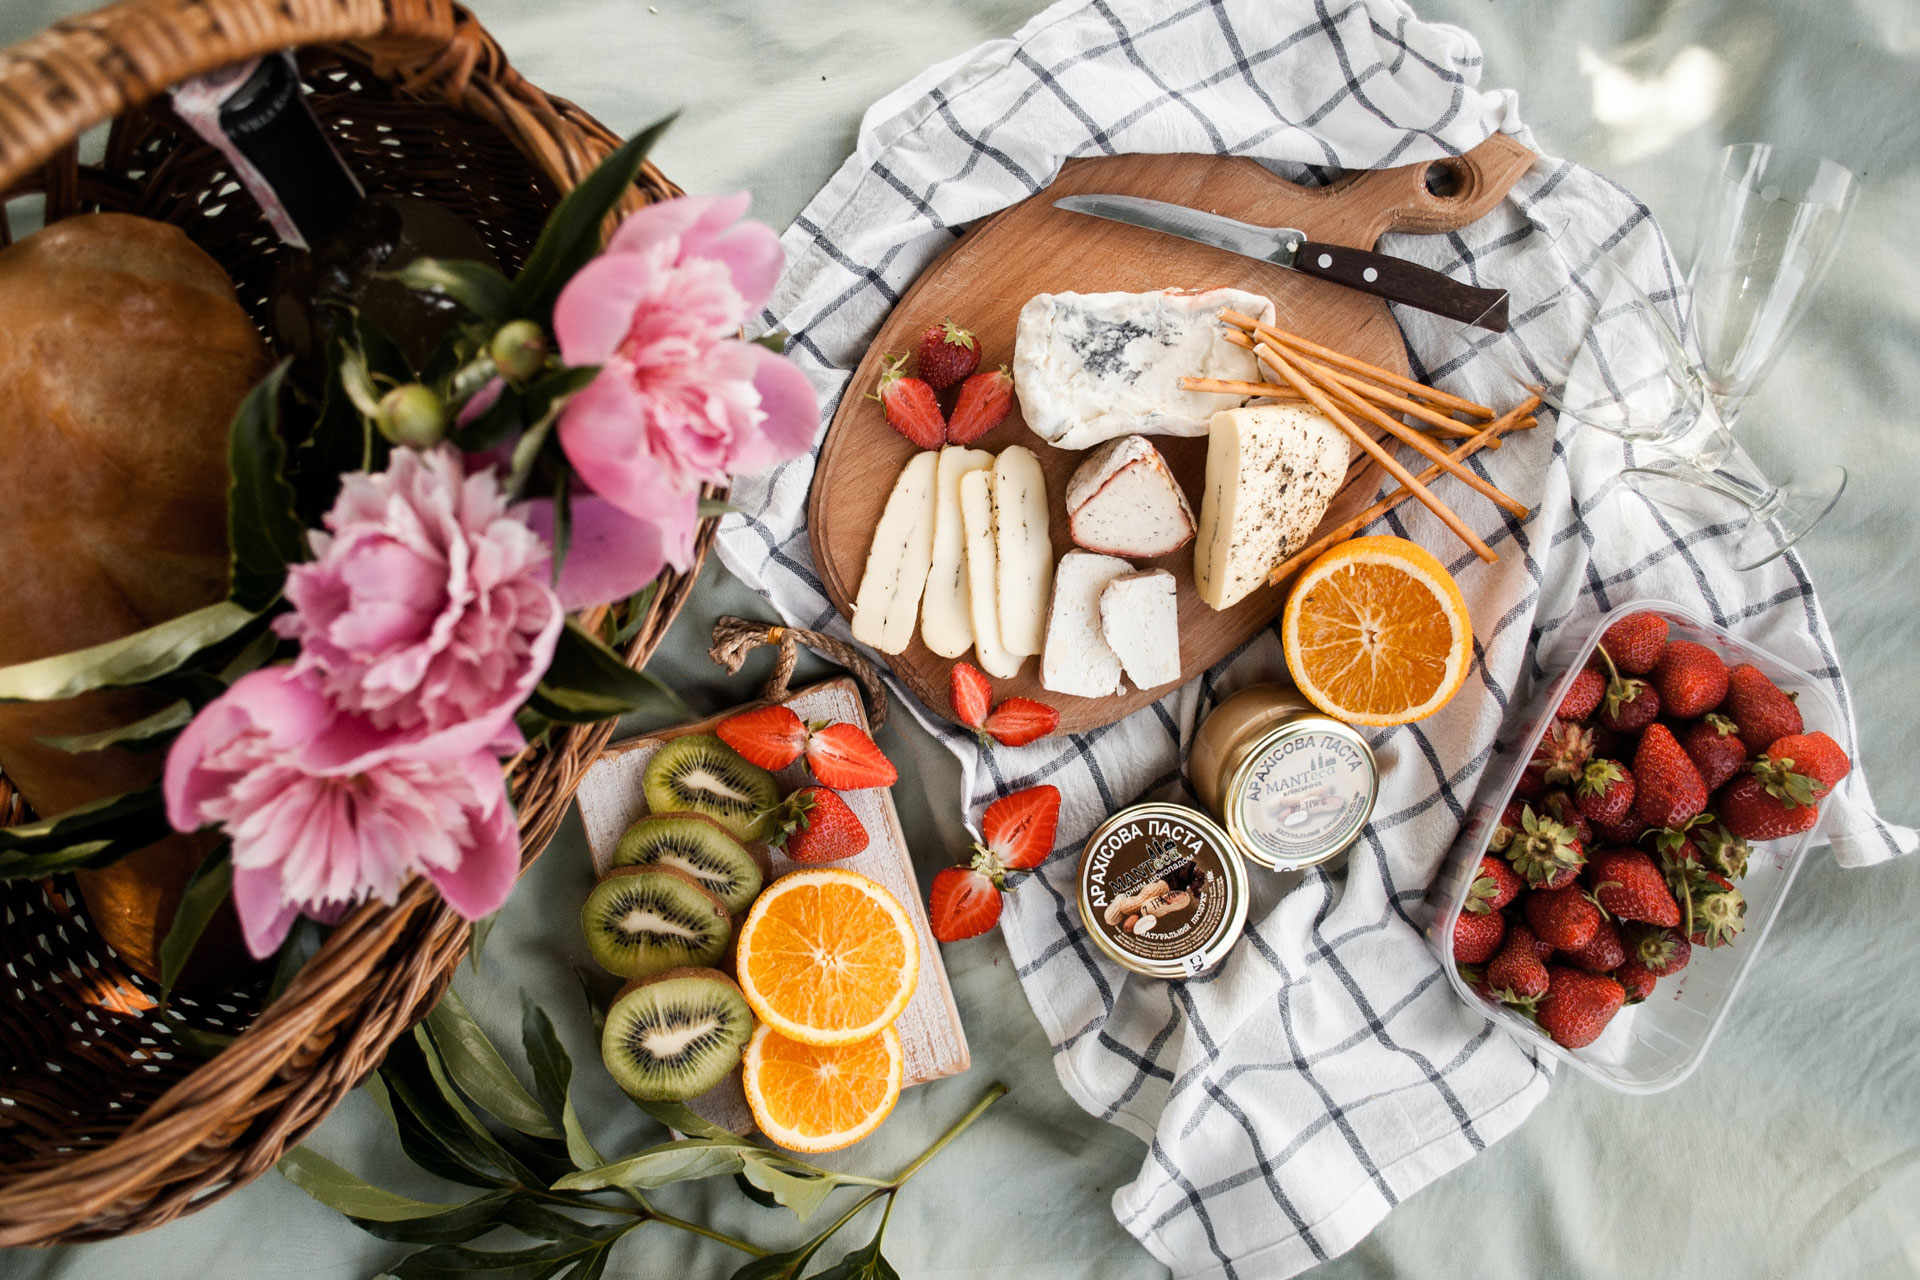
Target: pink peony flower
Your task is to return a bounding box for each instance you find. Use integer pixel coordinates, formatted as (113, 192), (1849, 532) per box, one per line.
(276, 446), (563, 772)
(549, 192), (817, 607)
(164, 669), (519, 957)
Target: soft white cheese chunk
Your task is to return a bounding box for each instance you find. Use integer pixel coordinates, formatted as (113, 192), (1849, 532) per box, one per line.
(1012, 287), (1277, 451)
(1065, 434), (1196, 558)
(1193, 404), (1348, 611)
(1100, 570), (1181, 689)
(850, 451), (938, 653)
(921, 445), (995, 658)
(959, 468), (1022, 678)
(991, 447), (1053, 658)
(1042, 550), (1134, 698)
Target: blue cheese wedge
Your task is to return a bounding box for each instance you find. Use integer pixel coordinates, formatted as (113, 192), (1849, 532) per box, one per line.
(1041, 550), (1134, 697)
(1193, 404), (1348, 611)
(1012, 287), (1277, 451)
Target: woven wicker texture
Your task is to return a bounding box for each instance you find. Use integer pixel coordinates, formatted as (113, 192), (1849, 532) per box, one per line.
(0, 0), (702, 1246)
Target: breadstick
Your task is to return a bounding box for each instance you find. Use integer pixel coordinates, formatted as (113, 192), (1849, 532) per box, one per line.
(1179, 374), (1533, 448)
(1218, 309), (1495, 418)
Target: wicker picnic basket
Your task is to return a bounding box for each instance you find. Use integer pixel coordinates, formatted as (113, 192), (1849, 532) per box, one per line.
(0, 0), (705, 1245)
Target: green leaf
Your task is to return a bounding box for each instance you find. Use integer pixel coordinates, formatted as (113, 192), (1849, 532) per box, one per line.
(751, 329), (790, 355)
(158, 843), (232, 998)
(521, 997), (603, 1170)
(411, 1025), (559, 1188)
(740, 1155), (840, 1223)
(551, 1139), (751, 1192)
(698, 497), (742, 519)
(227, 360), (307, 609)
(608, 584), (659, 648)
(529, 622), (685, 725)
(278, 1146), (467, 1222)
(0, 601), (256, 703)
(810, 1200), (901, 1280)
(0, 785), (171, 880)
(426, 990), (560, 1140)
(630, 1097), (736, 1142)
(351, 1191), (520, 1244)
(550, 470), (573, 586)
(380, 1032), (518, 1188)
(388, 258), (515, 322)
(575, 968), (609, 1041)
(385, 1220), (632, 1280)
(266, 916), (328, 1005)
(36, 699), (192, 753)
(469, 913), (499, 971)
(510, 115), (677, 320)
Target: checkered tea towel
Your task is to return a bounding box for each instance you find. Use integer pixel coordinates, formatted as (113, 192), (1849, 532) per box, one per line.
(713, 1), (1918, 1276)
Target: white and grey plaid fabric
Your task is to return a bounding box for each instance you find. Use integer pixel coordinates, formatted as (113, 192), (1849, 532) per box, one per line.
(714, 1), (1917, 1275)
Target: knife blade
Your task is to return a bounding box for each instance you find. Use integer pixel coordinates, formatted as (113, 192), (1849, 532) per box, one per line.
(1053, 193), (1509, 332)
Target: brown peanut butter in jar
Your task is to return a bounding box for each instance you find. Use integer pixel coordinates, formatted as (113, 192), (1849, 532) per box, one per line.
(1076, 803), (1249, 979)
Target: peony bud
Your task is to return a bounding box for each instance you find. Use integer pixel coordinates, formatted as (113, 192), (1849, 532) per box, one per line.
(376, 383), (447, 447)
(490, 320), (549, 383)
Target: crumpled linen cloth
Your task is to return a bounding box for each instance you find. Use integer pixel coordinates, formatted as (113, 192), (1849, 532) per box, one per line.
(713, 1), (1918, 1275)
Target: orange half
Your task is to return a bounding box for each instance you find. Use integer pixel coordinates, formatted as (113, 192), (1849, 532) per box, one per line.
(734, 868), (919, 1046)
(1282, 535), (1473, 726)
(742, 1023), (903, 1153)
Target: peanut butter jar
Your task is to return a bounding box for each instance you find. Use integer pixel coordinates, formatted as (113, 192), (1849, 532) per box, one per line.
(1076, 803), (1249, 980)
(1188, 682), (1378, 872)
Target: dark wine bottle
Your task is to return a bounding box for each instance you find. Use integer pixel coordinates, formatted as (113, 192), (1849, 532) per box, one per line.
(173, 52), (499, 379)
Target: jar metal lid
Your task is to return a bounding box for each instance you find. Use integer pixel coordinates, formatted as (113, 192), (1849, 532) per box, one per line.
(1076, 802), (1249, 980)
(1221, 716), (1377, 871)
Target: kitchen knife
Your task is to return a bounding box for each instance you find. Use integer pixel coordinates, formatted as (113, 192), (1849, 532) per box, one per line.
(1053, 193), (1509, 332)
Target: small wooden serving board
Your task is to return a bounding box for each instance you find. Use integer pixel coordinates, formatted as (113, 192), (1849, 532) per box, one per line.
(809, 135), (1534, 734)
(574, 678), (969, 1132)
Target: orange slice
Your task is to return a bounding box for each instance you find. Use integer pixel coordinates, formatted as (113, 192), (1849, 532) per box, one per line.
(734, 868), (919, 1046)
(742, 1023), (903, 1153)
(1282, 535), (1473, 726)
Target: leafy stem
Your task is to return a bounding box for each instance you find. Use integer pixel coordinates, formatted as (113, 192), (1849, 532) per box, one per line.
(885, 1081), (1007, 1189)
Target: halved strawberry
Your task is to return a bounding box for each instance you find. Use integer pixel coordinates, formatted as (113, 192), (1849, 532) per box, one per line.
(982, 697), (1059, 747)
(978, 784), (1060, 872)
(803, 722), (898, 790)
(871, 352), (945, 450)
(716, 705), (808, 770)
(928, 865), (1001, 941)
(946, 366), (1015, 445)
(949, 661), (993, 731)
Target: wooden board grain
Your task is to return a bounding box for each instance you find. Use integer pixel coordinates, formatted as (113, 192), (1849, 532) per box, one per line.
(574, 678), (968, 1133)
(809, 135), (1534, 734)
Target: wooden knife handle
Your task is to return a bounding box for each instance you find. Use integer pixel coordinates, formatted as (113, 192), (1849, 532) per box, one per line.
(1292, 240), (1509, 331)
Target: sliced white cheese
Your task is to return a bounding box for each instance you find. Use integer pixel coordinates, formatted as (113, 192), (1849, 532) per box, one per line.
(991, 446), (1052, 657)
(1193, 404), (1349, 612)
(1012, 287), (1278, 451)
(921, 445), (995, 658)
(850, 451), (938, 654)
(1042, 551), (1134, 698)
(1101, 570), (1181, 690)
(959, 468), (1022, 678)
(1065, 434), (1196, 558)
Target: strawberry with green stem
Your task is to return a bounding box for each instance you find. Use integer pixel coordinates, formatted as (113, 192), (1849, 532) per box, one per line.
(1517, 720), (1593, 799)
(1536, 966), (1626, 1048)
(871, 352), (946, 450)
(1466, 854), (1523, 915)
(1623, 923), (1691, 977)
(1502, 805), (1587, 889)
(1681, 714), (1749, 791)
(1594, 640), (1662, 734)
(1633, 723), (1708, 829)
(765, 786), (869, 863)
(1722, 663), (1804, 755)
(928, 785), (1061, 942)
(1575, 758), (1635, 830)
(1487, 922), (1550, 1004)
(1585, 846), (1680, 927)
(1651, 639), (1729, 718)
(915, 318), (979, 390)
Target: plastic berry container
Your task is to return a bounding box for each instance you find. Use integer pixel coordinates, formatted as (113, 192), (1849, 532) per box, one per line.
(1424, 599), (1843, 1093)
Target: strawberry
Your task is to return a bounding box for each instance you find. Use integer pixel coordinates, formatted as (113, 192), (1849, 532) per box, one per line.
(949, 661), (993, 731)
(1560, 916), (1626, 973)
(1452, 907), (1507, 965)
(946, 367), (1016, 445)
(1717, 772), (1819, 841)
(977, 784), (1060, 873)
(1585, 847), (1680, 927)
(1575, 759), (1635, 830)
(1590, 811), (1648, 846)
(1465, 854), (1523, 915)
(1517, 720), (1593, 798)
(1623, 923), (1691, 977)
(1536, 966), (1626, 1048)
(1645, 814), (1712, 873)
(1684, 869), (1746, 948)
(1680, 714), (1748, 791)
(982, 696), (1059, 747)
(1502, 806), (1586, 889)
(766, 786), (869, 862)
(1632, 723), (1707, 829)
(1487, 923), (1550, 1001)
(1599, 612), (1668, 675)
(1538, 791), (1593, 846)
(928, 866), (1001, 941)
(872, 352), (945, 449)
(915, 317), (979, 390)
(1721, 663), (1803, 755)
(1651, 639), (1729, 718)
(1693, 823), (1751, 879)
(804, 722), (898, 790)
(1598, 676), (1660, 734)
(1557, 665), (1606, 722)
(1458, 963), (1494, 1001)
(1615, 959), (1657, 1005)
(1488, 801), (1527, 855)
(1524, 885), (1601, 951)
(1760, 731), (1851, 795)
(717, 705), (809, 770)
(1532, 930), (1557, 962)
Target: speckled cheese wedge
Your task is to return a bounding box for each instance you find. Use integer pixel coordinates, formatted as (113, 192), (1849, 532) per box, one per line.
(991, 446), (1052, 658)
(1042, 550), (1134, 697)
(850, 450), (938, 654)
(1193, 404), (1348, 611)
(921, 445), (995, 658)
(959, 468), (1022, 678)
(1100, 569), (1181, 689)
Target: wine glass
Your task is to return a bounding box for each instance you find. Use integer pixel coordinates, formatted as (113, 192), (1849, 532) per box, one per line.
(1443, 219), (1842, 569)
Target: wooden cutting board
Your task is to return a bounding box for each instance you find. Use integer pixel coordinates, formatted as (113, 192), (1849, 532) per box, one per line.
(808, 135), (1534, 734)
(573, 678), (968, 1132)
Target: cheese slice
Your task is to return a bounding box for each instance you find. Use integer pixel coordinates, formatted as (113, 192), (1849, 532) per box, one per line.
(921, 445), (995, 658)
(1066, 434), (1196, 558)
(1012, 287), (1277, 451)
(991, 447), (1052, 658)
(959, 468), (1021, 678)
(850, 451), (938, 653)
(1193, 404), (1348, 611)
(1042, 550), (1134, 698)
(1101, 570), (1181, 690)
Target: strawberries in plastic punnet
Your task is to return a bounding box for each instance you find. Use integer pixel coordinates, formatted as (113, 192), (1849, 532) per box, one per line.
(1559, 915), (1626, 973)
(1536, 966), (1626, 1048)
(1452, 908), (1507, 965)
(1524, 884), (1602, 951)
(1680, 714), (1749, 791)
(1502, 805), (1586, 889)
(1623, 923), (1691, 977)
(1557, 664), (1606, 722)
(1651, 639), (1729, 718)
(1599, 612), (1668, 675)
(1466, 854), (1523, 915)
(1722, 662), (1804, 755)
(1487, 923), (1550, 1003)
(1586, 847), (1681, 927)
(1632, 723), (1708, 829)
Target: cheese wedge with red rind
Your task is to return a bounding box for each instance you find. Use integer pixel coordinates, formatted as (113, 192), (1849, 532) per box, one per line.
(1065, 435), (1196, 558)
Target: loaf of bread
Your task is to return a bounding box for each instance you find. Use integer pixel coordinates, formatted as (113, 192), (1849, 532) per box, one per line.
(0, 213), (272, 981)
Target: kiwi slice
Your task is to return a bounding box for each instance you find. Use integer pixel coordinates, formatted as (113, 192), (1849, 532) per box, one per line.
(614, 812), (763, 915)
(600, 967), (755, 1101)
(582, 866), (733, 979)
(642, 734), (779, 843)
